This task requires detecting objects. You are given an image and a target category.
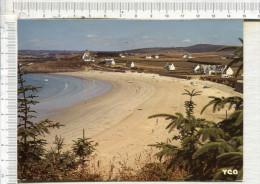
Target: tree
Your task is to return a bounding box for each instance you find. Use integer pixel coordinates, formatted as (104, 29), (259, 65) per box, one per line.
(43, 135), (78, 180)
(182, 89), (202, 116)
(148, 89), (243, 181)
(201, 96), (243, 137)
(18, 64), (63, 179)
(72, 129), (96, 180)
(148, 90), (212, 179)
(216, 38), (243, 77)
(196, 96), (243, 181)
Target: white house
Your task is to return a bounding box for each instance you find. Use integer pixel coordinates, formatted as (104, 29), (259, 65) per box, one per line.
(155, 55), (159, 59)
(126, 61), (135, 68)
(119, 53), (126, 58)
(83, 56), (95, 62)
(200, 65), (208, 74)
(146, 55), (152, 59)
(82, 50), (95, 62)
(105, 57), (116, 65)
(191, 65), (201, 73)
(201, 65), (217, 75)
(182, 54), (193, 59)
(218, 56), (227, 60)
(106, 60), (116, 66)
(105, 56), (114, 61)
(222, 65), (234, 76)
(41, 53), (50, 58)
(207, 65), (217, 75)
(164, 63), (175, 71)
(200, 65), (233, 76)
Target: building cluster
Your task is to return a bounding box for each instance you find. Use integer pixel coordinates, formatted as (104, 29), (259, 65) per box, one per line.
(191, 64), (234, 77)
(82, 50), (135, 68)
(104, 56), (135, 68)
(145, 55), (159, 59)
(80, 50), (234, 78)
(164, 63), (175, 71)
(182, 54), (193, 59)
(105, 57), (116, 65)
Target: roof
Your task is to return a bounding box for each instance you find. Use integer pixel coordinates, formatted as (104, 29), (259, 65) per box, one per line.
(191, 64), (199, 69)
(165, 63), (174, 67)
(216, 65), (225, 70)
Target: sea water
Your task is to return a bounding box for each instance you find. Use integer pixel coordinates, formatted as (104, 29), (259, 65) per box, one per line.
(20, 74), (112, 122)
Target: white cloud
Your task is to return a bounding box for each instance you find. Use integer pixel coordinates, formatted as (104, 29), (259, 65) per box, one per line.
(213, 35), (218, 38)
(86, 34), (97, 38)
(182, 39), (192, 43)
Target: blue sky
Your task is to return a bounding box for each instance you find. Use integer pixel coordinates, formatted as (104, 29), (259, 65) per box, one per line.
(18, 20), (243, 51)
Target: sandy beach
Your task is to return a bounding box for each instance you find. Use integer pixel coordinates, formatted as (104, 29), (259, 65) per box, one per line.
(44, 70), (242, 170)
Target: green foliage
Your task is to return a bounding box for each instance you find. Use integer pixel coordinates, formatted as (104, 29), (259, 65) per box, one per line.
(182, 89), (202, 116)
(71, 129), (96, 180)
(193, 139), (235, 159)
(201, 96), (243, 137)
(149, 89), (243, 181)
(216, 38), (243, 77)
(201, 96), (243, 114)
(18, 64), (64, 179)
(18, 64), (100, 181)
(72, 129), (95, 161)
(42, 136), (78, 180)
(197, 125), (226, 142)
(32, 132), (98, 181)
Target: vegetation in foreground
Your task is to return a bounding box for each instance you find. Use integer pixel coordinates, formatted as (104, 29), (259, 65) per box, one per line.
(18, 64), (243, 181)
(149, 89), (243, 181)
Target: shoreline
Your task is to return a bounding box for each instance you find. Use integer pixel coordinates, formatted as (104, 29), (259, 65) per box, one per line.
(26, 73), (112, 122)
(42, 70), (242, 170)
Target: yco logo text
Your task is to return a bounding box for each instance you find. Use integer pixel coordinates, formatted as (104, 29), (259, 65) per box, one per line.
(222, 169), (238, 175)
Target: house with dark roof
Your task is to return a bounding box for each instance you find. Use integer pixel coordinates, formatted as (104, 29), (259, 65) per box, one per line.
(126, 61), (134, 68)
(146, 55), (152, 59)
(82, 50), (95, 62)
(164, 63), (175, 71)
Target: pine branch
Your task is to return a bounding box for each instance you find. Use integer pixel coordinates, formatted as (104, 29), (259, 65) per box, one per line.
(148, 113), (178, 119)
(216, 46), (239, 52)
